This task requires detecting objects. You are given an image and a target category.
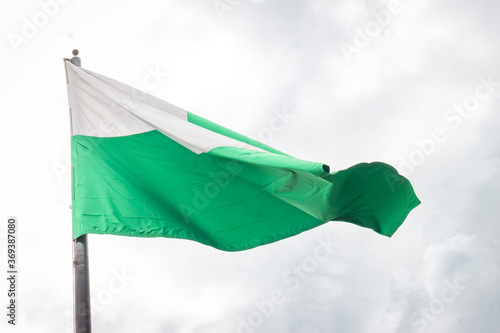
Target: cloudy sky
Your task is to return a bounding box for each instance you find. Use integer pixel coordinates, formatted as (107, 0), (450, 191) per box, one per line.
(1, 0), (499, 332)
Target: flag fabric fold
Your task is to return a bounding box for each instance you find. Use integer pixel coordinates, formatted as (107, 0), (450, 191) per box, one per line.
(66, 61), (420, 251)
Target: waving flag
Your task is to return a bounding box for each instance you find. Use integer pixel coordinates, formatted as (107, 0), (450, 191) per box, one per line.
(65, 61), (420, 251)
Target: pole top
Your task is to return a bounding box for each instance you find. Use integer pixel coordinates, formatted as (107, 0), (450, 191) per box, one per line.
(71, 49), (81, 67)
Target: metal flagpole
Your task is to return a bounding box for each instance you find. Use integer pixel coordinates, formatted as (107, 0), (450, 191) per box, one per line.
(73, 235), (91, 332)
(69, 49), (92, 333)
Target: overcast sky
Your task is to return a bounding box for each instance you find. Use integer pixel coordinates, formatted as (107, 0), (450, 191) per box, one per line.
(1, 0), (499, 332)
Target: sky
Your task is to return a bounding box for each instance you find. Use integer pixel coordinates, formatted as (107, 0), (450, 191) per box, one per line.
(1, 0), (499, 332)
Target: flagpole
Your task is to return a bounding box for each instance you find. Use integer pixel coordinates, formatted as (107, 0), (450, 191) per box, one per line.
(70, 49), (92, 333)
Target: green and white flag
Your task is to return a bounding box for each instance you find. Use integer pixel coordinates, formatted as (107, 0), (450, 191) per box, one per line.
(65, 61), (420, 251)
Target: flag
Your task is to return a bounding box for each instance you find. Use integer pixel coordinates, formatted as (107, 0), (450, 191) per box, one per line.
(65, 61), (420, 251)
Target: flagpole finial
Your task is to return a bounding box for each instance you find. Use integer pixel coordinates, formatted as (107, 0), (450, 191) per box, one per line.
(71, 49), (81, 67)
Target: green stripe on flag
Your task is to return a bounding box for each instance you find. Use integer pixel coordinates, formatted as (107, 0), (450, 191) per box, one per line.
(71, 130), (419, 251)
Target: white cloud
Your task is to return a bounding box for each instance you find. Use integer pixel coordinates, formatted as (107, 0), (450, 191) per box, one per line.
(1, 0), (500, 332)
